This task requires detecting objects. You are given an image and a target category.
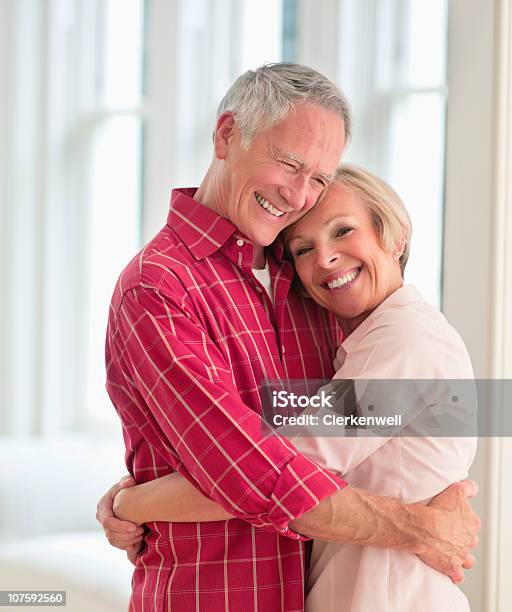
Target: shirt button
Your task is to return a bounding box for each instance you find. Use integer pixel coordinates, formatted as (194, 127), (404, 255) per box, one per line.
(255, 286), (262, 292)
(281, 345), (286, 354)
(236, 239), (244, 247)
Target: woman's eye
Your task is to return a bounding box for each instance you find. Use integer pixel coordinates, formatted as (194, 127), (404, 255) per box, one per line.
(295, 247), (311, 257)
(336, 227), (352, 237)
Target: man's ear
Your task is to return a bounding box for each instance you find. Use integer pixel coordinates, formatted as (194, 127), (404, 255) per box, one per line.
(213, 112), (237, 160)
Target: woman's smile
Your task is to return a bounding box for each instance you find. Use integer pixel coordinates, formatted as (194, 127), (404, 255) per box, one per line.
(321, 266), (362, 291)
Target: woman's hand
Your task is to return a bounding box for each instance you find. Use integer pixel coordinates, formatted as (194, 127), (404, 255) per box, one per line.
(97, 471), (233, 566)
(96, 475), (145, 565)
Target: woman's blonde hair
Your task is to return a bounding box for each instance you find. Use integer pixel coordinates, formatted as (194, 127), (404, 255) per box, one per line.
(332, 164), (412, 277)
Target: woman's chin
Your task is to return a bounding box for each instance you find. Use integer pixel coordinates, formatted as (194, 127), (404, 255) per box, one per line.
(328, 297), (362, 319)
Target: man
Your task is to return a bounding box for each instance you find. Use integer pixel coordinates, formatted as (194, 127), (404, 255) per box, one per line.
(97, 63), (479, 611)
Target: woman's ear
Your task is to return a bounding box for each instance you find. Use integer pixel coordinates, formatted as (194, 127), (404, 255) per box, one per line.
(213, 112), (237, 160)
(393, 238), (405, 260)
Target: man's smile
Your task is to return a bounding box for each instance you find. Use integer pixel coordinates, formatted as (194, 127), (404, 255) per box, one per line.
(255, 192), (285, 217)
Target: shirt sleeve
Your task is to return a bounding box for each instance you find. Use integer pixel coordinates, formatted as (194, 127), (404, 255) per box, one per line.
(108, 285), (347, 539)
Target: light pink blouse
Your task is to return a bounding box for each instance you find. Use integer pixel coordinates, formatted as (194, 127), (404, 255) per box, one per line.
(289, 285), (477, 612)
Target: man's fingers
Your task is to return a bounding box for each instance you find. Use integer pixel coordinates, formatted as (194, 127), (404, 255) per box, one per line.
(450, 566), (465, 584)
(459, 479), (479, 499)
(473, 512), (482, 532)
(462, 553), (476, 570)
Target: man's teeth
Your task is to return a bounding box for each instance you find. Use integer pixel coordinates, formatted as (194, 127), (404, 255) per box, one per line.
(255, 193), (284, 217)
(327, 270), (360, 289)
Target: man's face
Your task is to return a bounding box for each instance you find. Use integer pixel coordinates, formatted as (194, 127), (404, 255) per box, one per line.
(214, 103), (346, 246)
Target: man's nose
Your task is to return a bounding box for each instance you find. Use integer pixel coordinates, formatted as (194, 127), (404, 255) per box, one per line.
(278, 175), (310, 211)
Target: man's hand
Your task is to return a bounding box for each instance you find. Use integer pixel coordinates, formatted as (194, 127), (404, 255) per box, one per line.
(96, 475), (145, 566)
(291, 478), (480, 584)
(417, 479), (480, 583)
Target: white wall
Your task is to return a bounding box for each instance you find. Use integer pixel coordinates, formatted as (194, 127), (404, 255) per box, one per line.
(444, 0), (512, 609)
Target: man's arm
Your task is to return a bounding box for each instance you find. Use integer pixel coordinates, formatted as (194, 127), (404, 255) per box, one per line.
(106, 285), (346, 537)
(291, 480), (480, 583)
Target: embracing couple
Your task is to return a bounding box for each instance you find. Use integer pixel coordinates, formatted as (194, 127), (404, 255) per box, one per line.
(96, 63), (480, 612)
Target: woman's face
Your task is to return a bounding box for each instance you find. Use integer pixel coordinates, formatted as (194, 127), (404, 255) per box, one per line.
(286, 183), (403, 335)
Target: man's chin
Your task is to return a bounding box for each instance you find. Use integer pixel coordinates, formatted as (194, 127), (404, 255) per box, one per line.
(249, 230), (281, 247)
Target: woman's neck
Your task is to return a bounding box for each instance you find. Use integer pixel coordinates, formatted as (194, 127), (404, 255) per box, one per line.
(339, 280), (404, 338)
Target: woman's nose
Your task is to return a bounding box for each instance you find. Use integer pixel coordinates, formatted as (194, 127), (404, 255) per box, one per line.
(316, 248), (340, 269)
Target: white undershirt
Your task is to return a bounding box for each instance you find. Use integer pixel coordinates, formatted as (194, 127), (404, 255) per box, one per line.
(252, 262), (273, 302)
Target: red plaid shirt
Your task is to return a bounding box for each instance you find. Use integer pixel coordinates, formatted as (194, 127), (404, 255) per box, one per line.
(106, 188), (347, 612)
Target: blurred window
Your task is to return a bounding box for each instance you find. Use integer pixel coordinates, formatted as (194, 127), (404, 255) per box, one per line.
(376, 0), (448, 308)
(81, 0), (145, 428)
(349, 0), (448, 308)
(281, 0), (448, 306)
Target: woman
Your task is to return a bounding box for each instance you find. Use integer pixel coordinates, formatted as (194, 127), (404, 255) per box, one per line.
(112, 165), (476, 611)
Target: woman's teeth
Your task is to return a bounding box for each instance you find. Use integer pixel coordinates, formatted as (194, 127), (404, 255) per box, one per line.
(255, 193), (285, 217)
(327, 269), (360, 289)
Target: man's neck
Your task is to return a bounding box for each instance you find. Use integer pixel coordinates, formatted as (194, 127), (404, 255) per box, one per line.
(196, 164), (267, 270)
(194, 163), (222, 211)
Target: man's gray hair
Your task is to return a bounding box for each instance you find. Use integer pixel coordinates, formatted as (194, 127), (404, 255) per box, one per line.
(217, 63), (352, 149)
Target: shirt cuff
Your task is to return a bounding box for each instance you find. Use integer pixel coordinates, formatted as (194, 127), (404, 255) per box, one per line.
(264, 453), (348, 540)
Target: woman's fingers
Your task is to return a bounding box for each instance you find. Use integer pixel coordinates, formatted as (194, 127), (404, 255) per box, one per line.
(127, 544), (143, 566)
(106, 528), (144, 547)
(118, 474), (138, 489)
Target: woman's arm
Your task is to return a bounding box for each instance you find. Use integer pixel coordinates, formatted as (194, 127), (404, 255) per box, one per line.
(113, 472), (234, 524)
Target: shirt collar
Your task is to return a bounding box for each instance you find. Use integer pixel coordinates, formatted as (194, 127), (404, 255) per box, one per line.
(167, 188), (239, 260)
(167, 187), (289, 264)
(339, 284), (424, 356)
